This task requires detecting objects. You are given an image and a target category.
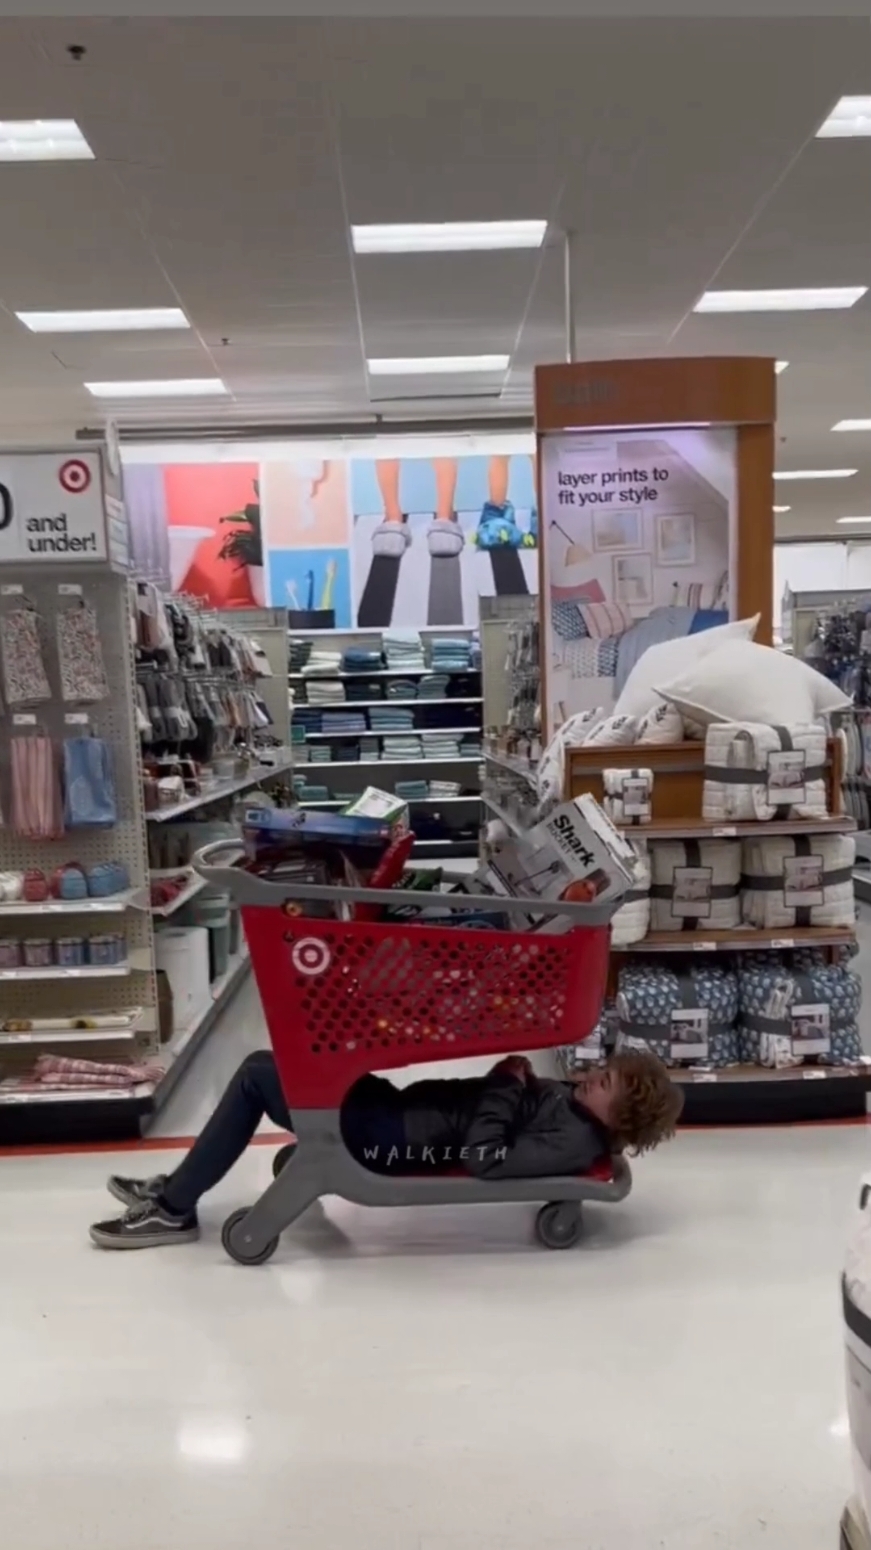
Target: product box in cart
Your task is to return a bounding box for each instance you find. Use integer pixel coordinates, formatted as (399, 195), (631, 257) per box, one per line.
(478, 794), (637, 931)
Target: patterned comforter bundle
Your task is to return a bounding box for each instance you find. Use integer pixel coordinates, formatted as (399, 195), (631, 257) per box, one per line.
(741, 833), (856, 930)
(611, 841), (651, 948)
(616, 961), (740, 1067)
(703, 722), (828, 823)
(737, 955), (861, 1067)
(650, 838), (741, 933)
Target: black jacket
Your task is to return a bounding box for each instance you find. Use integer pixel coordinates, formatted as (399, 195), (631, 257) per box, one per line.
(393, 1072), (611, 1180)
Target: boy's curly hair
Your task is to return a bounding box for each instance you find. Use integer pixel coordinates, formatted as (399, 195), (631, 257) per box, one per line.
(607, 1049), (684, 1156)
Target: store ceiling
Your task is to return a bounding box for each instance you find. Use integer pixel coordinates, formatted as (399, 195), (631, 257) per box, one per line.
(0, 16), (868, 536)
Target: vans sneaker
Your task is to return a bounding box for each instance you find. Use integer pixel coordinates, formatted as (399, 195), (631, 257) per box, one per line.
(89, 1200), (200, 1251)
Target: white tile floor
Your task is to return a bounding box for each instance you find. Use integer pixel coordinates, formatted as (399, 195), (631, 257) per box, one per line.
(0, 965), (866, 1550)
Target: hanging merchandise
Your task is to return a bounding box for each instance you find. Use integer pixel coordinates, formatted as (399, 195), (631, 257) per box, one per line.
(10, 734), (64, 840)
(56, 598), (109, 703)
(1, 603), (51, 705)
(62, 735), (118, 829)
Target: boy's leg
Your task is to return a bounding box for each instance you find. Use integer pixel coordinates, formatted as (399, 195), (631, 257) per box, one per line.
(90, 1051), (292, 1250)
(161, 1050), (291, 1214)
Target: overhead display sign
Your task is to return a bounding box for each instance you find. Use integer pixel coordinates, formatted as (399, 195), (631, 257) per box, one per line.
(0, 451), (107, 563)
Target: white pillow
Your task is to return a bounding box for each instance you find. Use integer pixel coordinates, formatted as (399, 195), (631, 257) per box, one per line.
(614, 614), (760, 718)
(656, 639), (852, 727)
(636, 702), (684, 745)
(583, 713), (639, 747)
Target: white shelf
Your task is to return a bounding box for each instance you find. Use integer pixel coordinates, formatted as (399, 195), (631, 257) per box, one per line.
(483, 750), (538, 783)
(0, 962), (133, 982)
(482, 795), (527, 836)
(298, 756), (482, 771)
(0, 1082), (152, 1107)
(0, 1027), (137, 1047)
(147, 756), (294, 823)
(150, 869), (207, 919)
(297, 726), (481, 740)
(294, 697), (482, 711)
(0, 891), (136, 917)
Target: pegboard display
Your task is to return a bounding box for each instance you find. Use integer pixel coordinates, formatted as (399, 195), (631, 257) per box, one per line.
(0, 562), (157, 1075)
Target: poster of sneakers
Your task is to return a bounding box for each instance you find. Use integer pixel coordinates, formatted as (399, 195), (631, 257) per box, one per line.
(540, 427), (735, 731)
(350, 453), (538, 629)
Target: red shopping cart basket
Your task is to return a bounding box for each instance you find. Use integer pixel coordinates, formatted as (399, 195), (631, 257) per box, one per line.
(193, 841), (629, 1263)
(195, 841), (612, 1108)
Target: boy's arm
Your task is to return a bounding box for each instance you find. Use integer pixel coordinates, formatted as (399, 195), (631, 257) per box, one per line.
(463, 1071), (599, 1180)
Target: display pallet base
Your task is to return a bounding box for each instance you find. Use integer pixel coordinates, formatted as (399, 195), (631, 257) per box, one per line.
(678, 1065), (871, 1126)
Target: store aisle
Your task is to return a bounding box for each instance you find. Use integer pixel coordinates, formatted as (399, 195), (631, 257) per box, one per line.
(0, 1064), (864, 1548)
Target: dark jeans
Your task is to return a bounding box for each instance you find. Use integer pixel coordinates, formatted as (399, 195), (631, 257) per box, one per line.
(161, 1052), (402, 1215)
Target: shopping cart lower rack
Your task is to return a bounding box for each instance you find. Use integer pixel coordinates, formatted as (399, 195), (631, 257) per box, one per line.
(193, 841), (632, 1263)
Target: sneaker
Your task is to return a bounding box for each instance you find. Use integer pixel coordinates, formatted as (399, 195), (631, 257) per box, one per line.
(475, 500), (523, 550)
(107, 1172), (166, 1209)
(89, 1200), (200, 1251)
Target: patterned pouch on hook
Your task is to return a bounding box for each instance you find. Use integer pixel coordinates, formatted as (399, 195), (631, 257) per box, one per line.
(10, 736), (64, 840)
(1, 608), (51, 705)
(57, 601), (109, 702)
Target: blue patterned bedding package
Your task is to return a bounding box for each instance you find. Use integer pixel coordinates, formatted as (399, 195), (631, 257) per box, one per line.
(616, 962), (740, 1068)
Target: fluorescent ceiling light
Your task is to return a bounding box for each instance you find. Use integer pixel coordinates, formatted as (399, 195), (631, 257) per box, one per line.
(17, 307), (189, 333)
(694, 286), (867, 313)
(832, 418), (871, 432)
(773, 505), (791, 513)
(0, 119), (94, 162)
(837, 516), (871, 526)
(817, 97), (871, 138)
(775, 360), (789, 374)
(774, 468), (857, 481)
(367, 355), (510, 376)
(85, 378), (228, 398)
(352, 221), (547, 254)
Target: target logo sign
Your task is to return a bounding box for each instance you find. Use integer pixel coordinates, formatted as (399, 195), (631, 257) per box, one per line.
(291, 937), (331, 976)
(58, 459), (92, 495)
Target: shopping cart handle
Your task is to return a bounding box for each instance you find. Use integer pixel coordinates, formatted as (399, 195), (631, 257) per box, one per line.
(192, 841), (619, 924)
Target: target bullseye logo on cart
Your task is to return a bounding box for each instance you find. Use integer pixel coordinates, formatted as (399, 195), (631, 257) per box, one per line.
(58, 458), (92, 495)
(291, 937), (331, 976)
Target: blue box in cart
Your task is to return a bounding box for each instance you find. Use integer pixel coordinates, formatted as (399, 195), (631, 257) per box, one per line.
(242, 806), (395, 850)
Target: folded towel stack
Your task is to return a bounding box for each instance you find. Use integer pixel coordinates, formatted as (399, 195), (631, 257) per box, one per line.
(343, 647), (384, 674)
(369, 707), (415, 732)
(395, 780), (430, 801)
(306, 745), (333, 764)
(302, 649), (342, 676)
(431, 636), (473, 672)
(386, 679), (418, 701)
(417, 674), (450, 700)
(322, 712), (368, 734)
(288, 638), (312, 672)
(429, 780), (462, 798)
(424, 735), (461, 760)
(383, 629), (426, 672)
(346, 680), (384, 703)
(383, 736), (424, 761)
(305, 680), (346, 707)
(460, 735), (483, 757)
(292, 707), (323, 733)
(297, 783), (330, 802)
(360, 737), (381, 762)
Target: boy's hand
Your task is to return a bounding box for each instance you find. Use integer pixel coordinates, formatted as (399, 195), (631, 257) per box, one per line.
(490, 1055), (533, 1084)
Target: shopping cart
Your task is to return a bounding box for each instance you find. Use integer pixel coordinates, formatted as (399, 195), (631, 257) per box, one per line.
(193, 840), (632, 1263)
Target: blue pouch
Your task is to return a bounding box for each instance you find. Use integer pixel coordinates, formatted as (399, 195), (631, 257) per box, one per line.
(63, 737), (118, 829)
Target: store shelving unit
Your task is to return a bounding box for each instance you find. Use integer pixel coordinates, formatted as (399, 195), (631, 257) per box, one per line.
(290, 629), (482, 860)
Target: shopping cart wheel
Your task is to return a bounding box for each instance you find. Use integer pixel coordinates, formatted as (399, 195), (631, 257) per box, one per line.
(272, 1142), (297, 1179)
(535, 1202), (583, 1250)
(221, 1207), (279, 1266)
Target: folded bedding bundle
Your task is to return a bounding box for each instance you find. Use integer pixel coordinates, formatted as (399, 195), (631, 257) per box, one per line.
(603, 767), (653, 826)
(610, 842), (650, 948)
(616, 961), (739, 1067)
(737, 956), (861, 1067)
(650, 839), (741, 933)
(703, 722), (828, 822)
(741, 832), (855, 930)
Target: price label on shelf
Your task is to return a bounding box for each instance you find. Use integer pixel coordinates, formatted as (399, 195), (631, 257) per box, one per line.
(771, 939), (795, 950)
(802, 1070), (827, 1080)
(12, 713), (36, 726)
(712, 827), (737, 837)
(0, 583), (23, 595)
(58, 583), (82, 596)
(64, 713), (89, 725)
(692, 941), (717, 952)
